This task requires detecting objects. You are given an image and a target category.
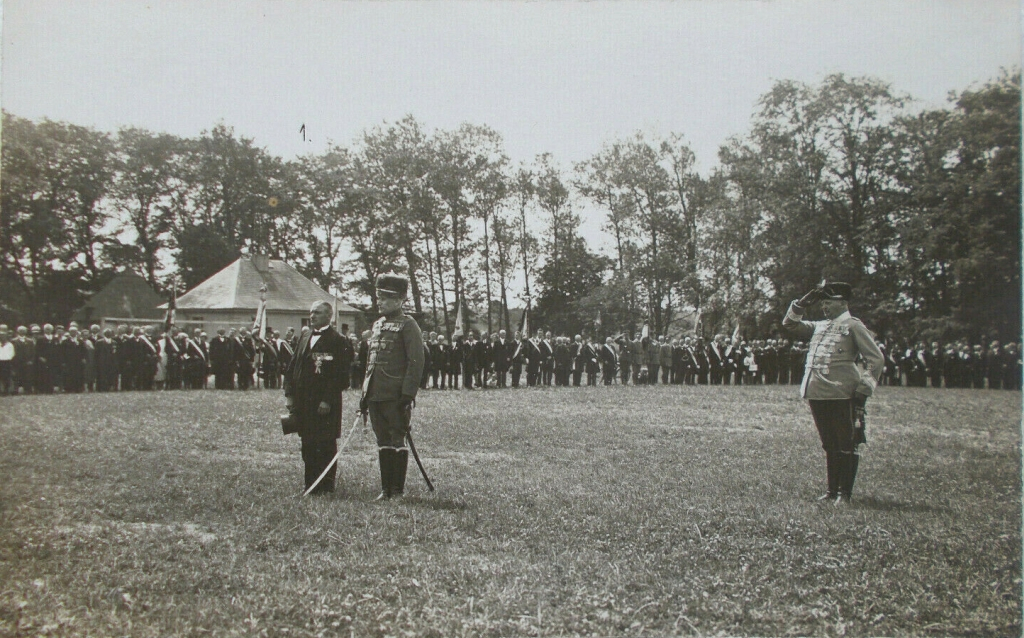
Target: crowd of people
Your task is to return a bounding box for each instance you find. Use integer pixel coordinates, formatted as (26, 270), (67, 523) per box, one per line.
(1, 320), (1020, 396)
(409, 329), (1023, 392)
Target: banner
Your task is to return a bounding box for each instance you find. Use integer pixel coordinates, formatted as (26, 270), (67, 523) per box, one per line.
(452, 301), (464, 339)
(163, 282), (176, 332)
(252, 284), (268, 341)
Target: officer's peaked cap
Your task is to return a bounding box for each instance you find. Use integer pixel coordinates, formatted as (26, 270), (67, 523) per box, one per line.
(821, 282), (852, 301)
(376, 273), (409, 297)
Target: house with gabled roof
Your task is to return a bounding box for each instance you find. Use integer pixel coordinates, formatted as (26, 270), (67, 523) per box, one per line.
(166, 255), (362, 336)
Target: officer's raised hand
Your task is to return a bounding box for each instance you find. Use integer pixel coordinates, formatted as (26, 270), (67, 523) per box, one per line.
(797, 287), (824, 307)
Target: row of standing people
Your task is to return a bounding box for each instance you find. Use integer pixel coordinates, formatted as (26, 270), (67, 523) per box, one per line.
(0, 322), (308, 395)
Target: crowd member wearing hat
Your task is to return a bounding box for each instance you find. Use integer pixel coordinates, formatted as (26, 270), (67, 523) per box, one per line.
(783, 282), (885, 505)
(283, 301), (352, 495)
(360, 274), (425, 500)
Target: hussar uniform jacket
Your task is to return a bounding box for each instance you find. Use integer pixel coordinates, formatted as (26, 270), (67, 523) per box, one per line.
(783, 303), (884, 400)
(362, 311), (424, 402)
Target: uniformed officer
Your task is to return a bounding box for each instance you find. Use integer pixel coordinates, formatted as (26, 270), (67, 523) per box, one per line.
(783, 282), (884, 505)
(360, 274), (425, 500)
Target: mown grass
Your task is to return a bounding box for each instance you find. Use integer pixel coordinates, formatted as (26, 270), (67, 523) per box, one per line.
(0, 385), (1019, 637)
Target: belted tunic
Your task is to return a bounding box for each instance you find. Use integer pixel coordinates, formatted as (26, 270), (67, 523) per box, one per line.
(361, 311), (424, 403)
(783, 303), (884, 400)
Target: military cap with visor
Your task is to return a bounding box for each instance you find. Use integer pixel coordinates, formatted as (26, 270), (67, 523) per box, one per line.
(820, 282), (853, 301)
(376, 272), (409, 298)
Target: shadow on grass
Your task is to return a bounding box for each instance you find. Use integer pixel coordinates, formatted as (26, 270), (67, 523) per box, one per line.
(853, 494), (951, 514)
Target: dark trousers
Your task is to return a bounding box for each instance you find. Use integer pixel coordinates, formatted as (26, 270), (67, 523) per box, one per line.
(649, 365), (659, 385)
(300, 437), (338, 493)
(526, 364), (539, 387)
(809, 399), (858, 454)
(0, 361), (11, 394)
(511, 364), (522, 387)
(573, 369), (583, 386)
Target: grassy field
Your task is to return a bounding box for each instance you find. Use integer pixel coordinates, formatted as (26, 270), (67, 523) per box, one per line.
(0, 384), (1020, 637)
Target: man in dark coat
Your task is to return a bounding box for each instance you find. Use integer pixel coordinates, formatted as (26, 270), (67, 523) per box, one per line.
(525, 330), (543, 387)
(61, 325), (88, 393)
(359, 274), (424, 500)
(570, 334), (586, 387)
(283, 301), (353, 495)
(34, 324), (59, 394)
(600, 337), (618, 385)
(493, 330), (511, 388)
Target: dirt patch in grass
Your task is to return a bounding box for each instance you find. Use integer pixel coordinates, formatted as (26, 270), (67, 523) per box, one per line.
(0, 386), (1019, 636)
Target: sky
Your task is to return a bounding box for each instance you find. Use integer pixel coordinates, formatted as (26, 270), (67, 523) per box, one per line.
(3, 0), (1018, 170)
(1, 0), (1019, 289)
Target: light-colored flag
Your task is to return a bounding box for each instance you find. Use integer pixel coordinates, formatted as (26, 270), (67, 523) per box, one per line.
(731, 323), (741, 344)
(595, 309), (602, 329)
(641, 323), (649, 340)
(691, 309), (702, 337)
(252, 284), (268, 341)
(452, 301), (464, 339)
(520, 301), (530, 338)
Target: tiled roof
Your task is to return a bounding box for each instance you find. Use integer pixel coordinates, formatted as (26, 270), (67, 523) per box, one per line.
(172, 257), (359, 313)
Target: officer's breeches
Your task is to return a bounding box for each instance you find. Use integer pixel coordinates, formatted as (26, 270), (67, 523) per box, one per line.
(369, 401), (409, 450)
(809, 399), (856, 454)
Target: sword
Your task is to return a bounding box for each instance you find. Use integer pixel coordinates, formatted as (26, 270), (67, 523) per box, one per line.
(406, 430), (434, 492)
(302, 407), (361, 497)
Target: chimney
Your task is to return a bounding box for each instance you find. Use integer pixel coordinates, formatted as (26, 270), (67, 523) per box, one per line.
(253, 255), (270, 272)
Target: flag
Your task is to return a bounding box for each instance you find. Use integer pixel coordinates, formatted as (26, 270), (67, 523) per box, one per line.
(691, 309), (702, 337)
(252, 284), (268, 341)
(731, 323), (740, 344)
(452, 301), (464, 339)
(519, 301), (530, 338)
(595, 309), (602, 329)
(641, 323), (649, 340)
(164, 283), (176, 332)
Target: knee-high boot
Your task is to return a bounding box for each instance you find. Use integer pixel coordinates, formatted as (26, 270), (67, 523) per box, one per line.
(835, 452), (855, 503)
(819, 451), (839, 501)
(393, 449), (409, 496)
(376, 449), (393, 500)
(846, 453), (860, 498)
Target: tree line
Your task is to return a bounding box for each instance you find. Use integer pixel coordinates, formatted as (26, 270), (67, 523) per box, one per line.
(1, 70), (1019, 343)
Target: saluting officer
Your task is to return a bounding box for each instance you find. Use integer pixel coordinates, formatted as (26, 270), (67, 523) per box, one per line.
(360, 274), (425, 500)
(783, 282), (884, 505)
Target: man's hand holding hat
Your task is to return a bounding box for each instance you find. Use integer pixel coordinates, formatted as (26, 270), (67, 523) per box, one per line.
(796, 287), (825, 308)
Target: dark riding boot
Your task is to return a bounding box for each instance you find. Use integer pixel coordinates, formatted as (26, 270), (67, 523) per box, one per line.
(818, 451), (839, 501)
(375, 449), (393, 501)
(835, 452), (854, 505)
(845, 454), (860, 499)
(393, 449), (409, 497)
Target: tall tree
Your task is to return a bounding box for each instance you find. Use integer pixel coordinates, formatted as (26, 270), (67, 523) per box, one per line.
(721, 74), (908, 328)
(109, 127), (185, 286)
